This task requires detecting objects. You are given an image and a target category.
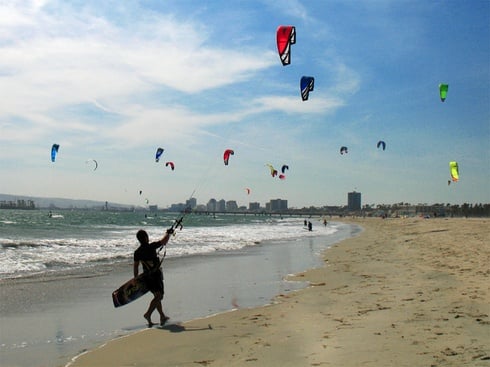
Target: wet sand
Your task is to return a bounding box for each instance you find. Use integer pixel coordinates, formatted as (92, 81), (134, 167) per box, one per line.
(68, 217), (489, 367)
(0, 221), (356, 367)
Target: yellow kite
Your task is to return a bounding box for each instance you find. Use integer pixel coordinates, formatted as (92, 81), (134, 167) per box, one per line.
(449, 161), (459, 182)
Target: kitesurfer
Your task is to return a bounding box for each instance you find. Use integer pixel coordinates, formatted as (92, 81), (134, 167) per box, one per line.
(133, 228), (173, 327)
(308, 221), (313, 231)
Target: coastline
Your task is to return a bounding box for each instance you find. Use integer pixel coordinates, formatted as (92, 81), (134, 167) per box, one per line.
(0, 220), (356, 367)
(68, 217), (489, 367)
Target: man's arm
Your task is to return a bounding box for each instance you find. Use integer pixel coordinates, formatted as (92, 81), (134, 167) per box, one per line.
(155, 230), (173, 247)
(133, 260), (140, 278)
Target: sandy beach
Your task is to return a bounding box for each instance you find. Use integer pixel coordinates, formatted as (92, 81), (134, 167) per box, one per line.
(68, 217), (489, 367)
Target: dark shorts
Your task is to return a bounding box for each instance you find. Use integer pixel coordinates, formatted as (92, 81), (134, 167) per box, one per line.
(144, 270), (164, 294)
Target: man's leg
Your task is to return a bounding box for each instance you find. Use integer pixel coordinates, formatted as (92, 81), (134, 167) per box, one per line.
(144, 291), (162, 326)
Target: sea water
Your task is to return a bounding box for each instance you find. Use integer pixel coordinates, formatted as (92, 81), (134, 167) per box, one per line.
(0, 209), (338, 279)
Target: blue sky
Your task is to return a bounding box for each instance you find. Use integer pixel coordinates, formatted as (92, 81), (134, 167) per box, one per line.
(0, 0), (489, 208)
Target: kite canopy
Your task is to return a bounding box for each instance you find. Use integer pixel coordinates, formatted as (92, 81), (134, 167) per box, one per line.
(51, 144), (60, 162)
(449, 161), (459, 182)
(276, 25), (296, 66)
(340, 146), (348, 155)
(281, 165), (289, 174)
(223, 149), (234, 165)
(165, 161), (175, 171)
(85, 159), (98, 171)
(266, 164), (278, 177)
(155, 148), (164, 162)
(245, 188), (251, 195)
(300, 76), (315, 101)
(377, 140), (386, 150)
(439, 83), (449, 102)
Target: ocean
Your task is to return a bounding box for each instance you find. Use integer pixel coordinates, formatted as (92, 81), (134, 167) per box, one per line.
(0, 209), (360, 367)
(0, 209), (339, 279)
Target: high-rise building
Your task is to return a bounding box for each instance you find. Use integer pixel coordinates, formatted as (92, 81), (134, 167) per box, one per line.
(186, 197), (197, 209)
(347, 191), (361, 211)
(217, 199), (226, 212)
(269, 199), (288, 211)
(207, 198), (217, 211)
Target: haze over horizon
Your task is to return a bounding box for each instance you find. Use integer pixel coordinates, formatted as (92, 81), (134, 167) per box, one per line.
(1, 1), (489, 208)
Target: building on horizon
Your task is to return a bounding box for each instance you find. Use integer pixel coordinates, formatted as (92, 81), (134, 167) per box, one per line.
(226, 200), (238, 211)
(207, 198), (217, 211)
(186, 197), (197, 209)
(0, 199), (36, 210)
(249, 202), (261, 211)
(169, 203), (187, 212)
(347, 191), (361, 211)
(149, 205), (158, 212)
(267, 199), (288, 212)
(217, 199), (226, 212)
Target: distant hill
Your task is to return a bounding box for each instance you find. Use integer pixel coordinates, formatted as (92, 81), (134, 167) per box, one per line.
(0, 193), (132, 209)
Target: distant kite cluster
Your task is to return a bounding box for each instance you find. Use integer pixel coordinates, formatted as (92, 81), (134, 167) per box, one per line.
(155, 147), (174, 170)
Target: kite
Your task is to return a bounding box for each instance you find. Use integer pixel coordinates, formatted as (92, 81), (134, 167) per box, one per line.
(245, 188), (251, 195)
(340, 146), (348, 155)
(300, 76), (315, 101)
(279, 174), (286, 180)
(449, 161), (459, 182)
(276, 25), (296, 66)
(155, 148), (164, 162)
(266, 164), (278, 177)
(51, 144), (60, 162)
(85, 159), (98, 171)
(281, 165), (289, 173)
(165, 161), (175, 171)
(377, 141), (386, 150)
(223, 149), (234, 165)
(439, 84), (449, 102)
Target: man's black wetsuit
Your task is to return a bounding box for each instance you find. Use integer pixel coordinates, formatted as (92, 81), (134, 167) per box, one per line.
(134, 242), (164, 293)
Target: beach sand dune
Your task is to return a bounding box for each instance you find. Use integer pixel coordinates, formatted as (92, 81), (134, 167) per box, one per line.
(68, 218), (489, 367)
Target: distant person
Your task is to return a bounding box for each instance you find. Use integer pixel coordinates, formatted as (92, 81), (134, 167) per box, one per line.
(308, 221), (313, 231)
(133, 228), (173, 327)
(304, 219), (307, 226)
(323, 219), (327, 227)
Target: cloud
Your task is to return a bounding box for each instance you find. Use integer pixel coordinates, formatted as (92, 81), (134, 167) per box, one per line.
(0, 1), (276, 142)
(262, 0), (310, 22)
(251, 95), (345, 114)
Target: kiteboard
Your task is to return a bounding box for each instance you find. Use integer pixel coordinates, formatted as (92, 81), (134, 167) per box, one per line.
(112, 273), (150, 308)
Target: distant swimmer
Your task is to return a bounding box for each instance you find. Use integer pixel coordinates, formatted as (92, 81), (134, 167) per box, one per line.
(133, 227), (173, 327)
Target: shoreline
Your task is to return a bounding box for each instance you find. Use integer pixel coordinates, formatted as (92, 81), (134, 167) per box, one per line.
(68, 217), (489, 367)
(0, 221), (357, 367)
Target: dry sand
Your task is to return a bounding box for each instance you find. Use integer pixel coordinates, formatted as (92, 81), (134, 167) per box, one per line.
(67, 217), (489, 367)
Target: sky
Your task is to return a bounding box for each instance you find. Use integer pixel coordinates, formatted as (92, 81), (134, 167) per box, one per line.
(0, 0), (489, 209)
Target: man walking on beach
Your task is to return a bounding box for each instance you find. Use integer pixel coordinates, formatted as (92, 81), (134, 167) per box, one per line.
(133, 228), (173, 327)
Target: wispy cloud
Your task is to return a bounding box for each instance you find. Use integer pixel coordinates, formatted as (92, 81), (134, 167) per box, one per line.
(0, 1), (276, 143)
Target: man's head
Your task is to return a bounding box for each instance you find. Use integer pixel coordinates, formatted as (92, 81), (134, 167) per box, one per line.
(136, 229), (149, 245)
